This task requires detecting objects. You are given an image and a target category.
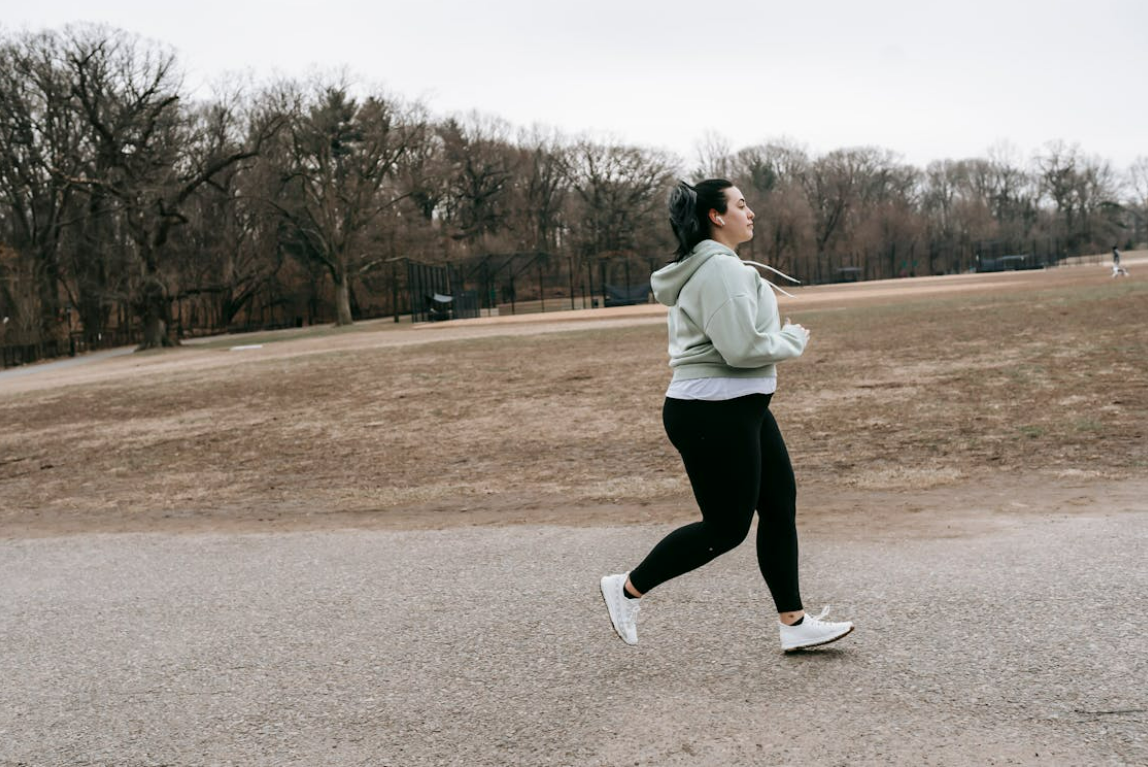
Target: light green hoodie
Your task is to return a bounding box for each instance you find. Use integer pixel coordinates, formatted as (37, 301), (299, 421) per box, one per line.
(650, 239), (807, 381)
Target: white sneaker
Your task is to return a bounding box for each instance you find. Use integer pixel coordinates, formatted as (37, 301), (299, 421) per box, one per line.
(600, 572), (641, 645)
(779, 606), (854, 652)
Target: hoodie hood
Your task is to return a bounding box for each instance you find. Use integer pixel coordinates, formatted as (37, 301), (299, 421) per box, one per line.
(650, 240), (737, 306)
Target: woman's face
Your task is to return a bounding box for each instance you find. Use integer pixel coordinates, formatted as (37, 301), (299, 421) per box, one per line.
(715, 186), (754, 244)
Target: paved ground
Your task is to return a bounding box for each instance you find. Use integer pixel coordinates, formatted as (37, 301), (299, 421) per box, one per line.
(1, 506), (1145, 766)
(0, 347), (134, 381)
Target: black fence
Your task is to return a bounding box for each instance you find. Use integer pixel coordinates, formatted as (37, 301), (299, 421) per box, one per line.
(792, 237), (1070, 284)
(975, 254), (1045, 272)
(603, 283), (652, 307)
(398, 252), (658, 323)
(1, 328), (140, 370)
(405, 260), (481, 323)
(973, 238), (1065, 272)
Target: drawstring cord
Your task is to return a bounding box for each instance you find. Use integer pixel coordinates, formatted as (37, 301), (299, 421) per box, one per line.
(743, 261), (801, 298)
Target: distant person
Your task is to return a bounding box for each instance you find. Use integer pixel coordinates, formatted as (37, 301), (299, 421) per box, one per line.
(599, 179), (854, 652)
(1112, 246), (1129, 278)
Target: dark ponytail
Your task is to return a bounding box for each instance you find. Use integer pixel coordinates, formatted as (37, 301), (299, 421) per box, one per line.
(668, 178), (733, 260)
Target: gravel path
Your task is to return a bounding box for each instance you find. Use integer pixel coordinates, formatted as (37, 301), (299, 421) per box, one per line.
(1, 510), (1145, 766)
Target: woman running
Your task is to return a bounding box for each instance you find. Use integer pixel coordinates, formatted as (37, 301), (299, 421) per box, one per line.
(600, 179), (854, 652)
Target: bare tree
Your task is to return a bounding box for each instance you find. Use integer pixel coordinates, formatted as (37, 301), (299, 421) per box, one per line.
(1130, 157), (1148, 209)
(9, 21), (1148, 347)
(567, 140), (678, 258)
(62, 27), (277, 348)
(1128, 156), (1148, 246)
(730, 142), (813, 273)
(803, 150), (854, 259)
(693, 130), (733, 180)
(513, 127), (571, 253)
(921, 159), (995, 272)
(1035, 141), (1121, 254)
(269, 81), (419, 325)
(398, 110), (445, 223)
(984, 142), (1037, 238)
(168, 99), (286, 331)
(438, 113), (517, 251)
(0, 31), (83, 343)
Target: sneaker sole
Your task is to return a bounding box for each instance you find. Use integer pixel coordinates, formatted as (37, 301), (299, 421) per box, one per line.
(600, 577), (637, 645)
(782, 624), (854, 653)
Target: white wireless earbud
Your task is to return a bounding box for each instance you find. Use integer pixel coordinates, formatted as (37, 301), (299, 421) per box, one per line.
(717, 217), (725, 225)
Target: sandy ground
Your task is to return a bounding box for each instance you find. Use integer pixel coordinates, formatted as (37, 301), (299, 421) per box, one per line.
(1, 256), (1146, 765)
(3, 255), (1146, 537)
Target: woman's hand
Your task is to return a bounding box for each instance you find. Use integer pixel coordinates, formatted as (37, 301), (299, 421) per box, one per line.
(783, 317), (811, 345)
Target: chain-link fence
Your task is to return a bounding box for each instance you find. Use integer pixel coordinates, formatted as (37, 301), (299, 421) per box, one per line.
(395, 252), (661, 323)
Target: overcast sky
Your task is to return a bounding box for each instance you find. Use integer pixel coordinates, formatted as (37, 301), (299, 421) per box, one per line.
(6, 0), (1146, 170)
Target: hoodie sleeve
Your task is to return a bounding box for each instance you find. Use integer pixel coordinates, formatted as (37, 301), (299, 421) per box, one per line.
(700, 263), (807, 368)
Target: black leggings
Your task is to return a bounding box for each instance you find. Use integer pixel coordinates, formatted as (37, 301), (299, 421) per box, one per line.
(628, 393), (803, 613)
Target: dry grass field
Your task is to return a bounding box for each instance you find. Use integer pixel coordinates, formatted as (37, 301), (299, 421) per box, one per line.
(1, 257), (1146, 537)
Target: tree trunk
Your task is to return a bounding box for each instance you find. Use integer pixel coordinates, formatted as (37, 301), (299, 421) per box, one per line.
(136, 275), (178, 350)
(334, 272), (354, 326)
(140, 314), (169, 350)
(37, 249), (64, 344)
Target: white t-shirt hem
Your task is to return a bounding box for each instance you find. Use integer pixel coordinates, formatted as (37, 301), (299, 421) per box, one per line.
(665, 376), (777, 401)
